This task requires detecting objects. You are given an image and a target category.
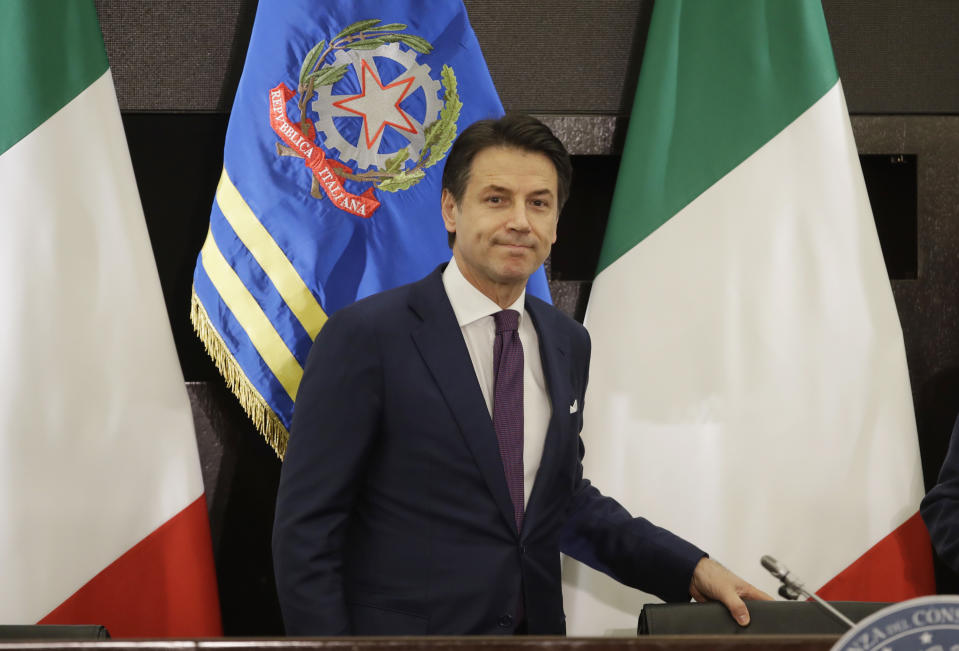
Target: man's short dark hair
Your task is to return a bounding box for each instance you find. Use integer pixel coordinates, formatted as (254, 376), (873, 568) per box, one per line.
(441, 114), (572, 247)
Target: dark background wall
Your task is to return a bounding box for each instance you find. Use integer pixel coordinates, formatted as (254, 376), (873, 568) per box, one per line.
(92, 0), (959, 634)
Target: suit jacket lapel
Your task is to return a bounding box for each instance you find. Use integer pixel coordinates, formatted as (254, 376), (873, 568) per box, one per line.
(408, 267), (518, 535)
(523, 297), (572, 537)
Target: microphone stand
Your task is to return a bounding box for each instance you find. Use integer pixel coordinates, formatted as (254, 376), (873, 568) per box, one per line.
(760, 555), (856, 630)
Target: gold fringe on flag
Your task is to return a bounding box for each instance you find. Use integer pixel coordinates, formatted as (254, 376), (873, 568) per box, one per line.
(190, 287), (290, 459)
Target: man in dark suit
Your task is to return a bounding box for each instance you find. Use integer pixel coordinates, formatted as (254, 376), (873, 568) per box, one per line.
(272, 114), (769, 636)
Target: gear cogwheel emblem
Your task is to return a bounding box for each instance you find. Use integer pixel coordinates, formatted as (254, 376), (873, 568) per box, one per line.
(312, 42), (443, 171)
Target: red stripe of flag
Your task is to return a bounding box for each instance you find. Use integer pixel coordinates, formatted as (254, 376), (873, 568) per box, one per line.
(39, 496), (221, 638)
(817, 511), (935, 602)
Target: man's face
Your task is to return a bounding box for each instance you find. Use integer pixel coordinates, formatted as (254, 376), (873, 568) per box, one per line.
(441, 146), (558, 302)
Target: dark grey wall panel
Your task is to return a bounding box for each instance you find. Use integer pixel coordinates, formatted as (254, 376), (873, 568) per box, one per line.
(95, 0), (959, 115)
(824, 0), (959, 114)
(536, 115), (626, 154)
(851, 117), (959, 388)
(850, 116), (959, 495)
(94, 0), (256, 112)
(463, 0), (653, 115)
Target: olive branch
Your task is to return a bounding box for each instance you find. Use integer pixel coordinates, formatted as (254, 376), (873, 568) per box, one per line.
(275, 19), (461, 197)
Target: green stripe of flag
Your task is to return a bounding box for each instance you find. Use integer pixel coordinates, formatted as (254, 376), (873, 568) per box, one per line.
(0, 0), (108, 157)
(597, 0), (838, 273)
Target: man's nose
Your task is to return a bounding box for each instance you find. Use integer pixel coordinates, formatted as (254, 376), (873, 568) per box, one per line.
(505, 203), (531, 231)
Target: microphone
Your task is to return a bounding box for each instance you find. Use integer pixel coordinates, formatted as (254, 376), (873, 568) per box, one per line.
(760, 555), (789, 581)
(760, 555), (805, 600)
(778, 584), (802, 600)
(760, 555), (855, 629)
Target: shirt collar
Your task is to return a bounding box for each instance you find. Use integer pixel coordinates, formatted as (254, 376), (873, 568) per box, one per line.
(442, 256), (526, 327)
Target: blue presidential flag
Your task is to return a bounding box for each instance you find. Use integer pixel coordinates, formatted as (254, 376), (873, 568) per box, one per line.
(191, 0), (551, 456)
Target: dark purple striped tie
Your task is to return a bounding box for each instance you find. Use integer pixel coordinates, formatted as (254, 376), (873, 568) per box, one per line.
(492, 309), (524, 532)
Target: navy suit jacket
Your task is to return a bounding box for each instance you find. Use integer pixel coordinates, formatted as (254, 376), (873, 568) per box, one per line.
(921, 412), (959, 573)
(272, 266), (704, 635)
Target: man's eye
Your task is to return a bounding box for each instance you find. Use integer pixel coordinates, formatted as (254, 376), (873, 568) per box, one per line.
(486, 196), (503, 204)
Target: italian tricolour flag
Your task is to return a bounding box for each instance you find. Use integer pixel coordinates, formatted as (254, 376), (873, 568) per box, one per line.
(0, 0), (220, 637)
(562, 0), (934, 635)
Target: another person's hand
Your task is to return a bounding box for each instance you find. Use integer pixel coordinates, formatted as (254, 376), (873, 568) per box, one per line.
(689, 557), (773, 626)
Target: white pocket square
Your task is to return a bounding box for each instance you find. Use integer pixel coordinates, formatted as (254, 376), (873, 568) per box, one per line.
(569, 399), (578, 414)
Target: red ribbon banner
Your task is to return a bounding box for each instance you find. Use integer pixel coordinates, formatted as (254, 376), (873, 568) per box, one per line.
(269, 83), (380, 218)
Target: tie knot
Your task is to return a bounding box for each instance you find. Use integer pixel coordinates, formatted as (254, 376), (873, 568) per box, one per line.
(493, 309), (520, 334)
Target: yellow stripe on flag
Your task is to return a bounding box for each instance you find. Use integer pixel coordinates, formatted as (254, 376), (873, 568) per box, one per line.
(216, 167), (328, 338)
(200, 230), (302, 401)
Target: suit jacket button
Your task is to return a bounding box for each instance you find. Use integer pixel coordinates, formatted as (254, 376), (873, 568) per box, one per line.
(498, 614), (514, 628)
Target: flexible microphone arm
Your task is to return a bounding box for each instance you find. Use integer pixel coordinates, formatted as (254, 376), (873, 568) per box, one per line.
(760, 555), (856, 629)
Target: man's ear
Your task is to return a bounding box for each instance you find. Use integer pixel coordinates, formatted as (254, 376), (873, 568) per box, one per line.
(440, 189), (457, 236)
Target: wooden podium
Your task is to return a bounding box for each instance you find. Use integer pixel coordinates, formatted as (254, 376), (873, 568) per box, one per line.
(0, 637), (840, 651)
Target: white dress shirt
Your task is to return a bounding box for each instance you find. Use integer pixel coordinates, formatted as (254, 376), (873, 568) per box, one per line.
(442, 257), (552, 507)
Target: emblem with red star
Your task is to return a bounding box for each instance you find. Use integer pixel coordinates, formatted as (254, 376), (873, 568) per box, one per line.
(332, 59), (417, 151)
